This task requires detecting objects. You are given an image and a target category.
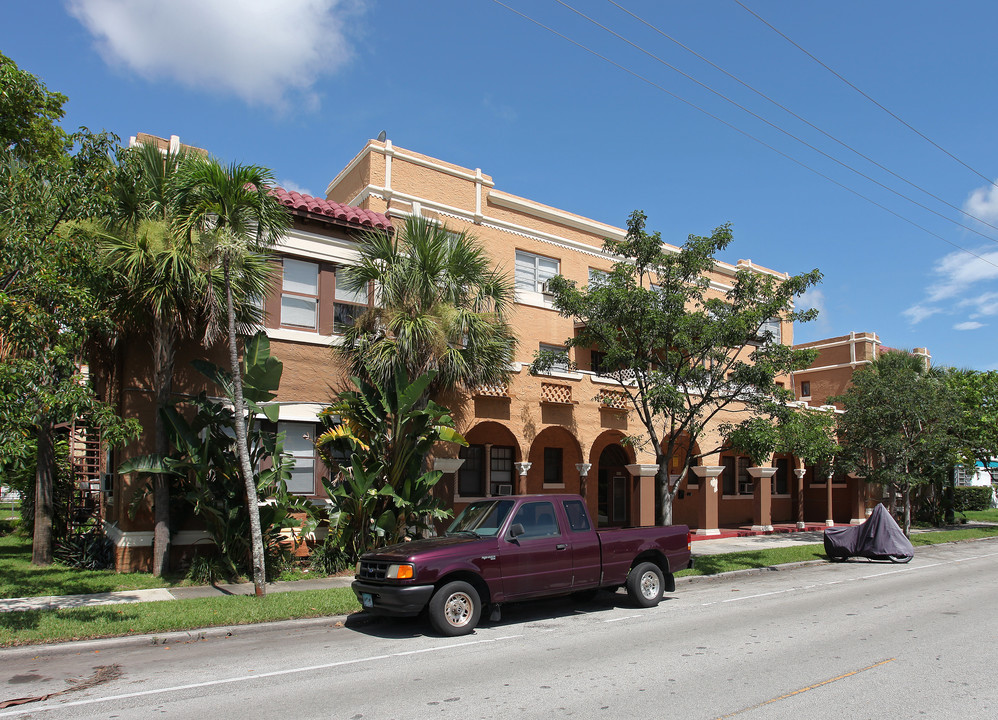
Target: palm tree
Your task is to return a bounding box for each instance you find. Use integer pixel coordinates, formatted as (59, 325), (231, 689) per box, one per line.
(340, 215), (517, 397)
(102, 142), (203, 576)
(173, 156), (290, 596)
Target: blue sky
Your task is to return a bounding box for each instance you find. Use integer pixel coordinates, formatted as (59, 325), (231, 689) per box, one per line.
(4, 1), (997, 370)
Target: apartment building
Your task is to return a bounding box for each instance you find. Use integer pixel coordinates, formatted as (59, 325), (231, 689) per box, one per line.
(104, 136), (868, 569)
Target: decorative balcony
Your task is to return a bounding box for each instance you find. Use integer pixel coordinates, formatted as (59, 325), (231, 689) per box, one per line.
(596, 388), (629, 411)
(540, 382), (574, 405)
(473, 383), (509, 398)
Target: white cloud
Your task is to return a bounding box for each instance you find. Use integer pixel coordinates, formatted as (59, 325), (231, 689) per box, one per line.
(954, 321), (985, 331)
(904, 242), (998, 325)
(903, 304), (941, 324)
(964, 180), (998, 223)
(66, 0), (367, 109)
(278, 179), (314, 197)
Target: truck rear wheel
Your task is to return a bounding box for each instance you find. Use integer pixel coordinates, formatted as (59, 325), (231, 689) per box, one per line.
(428, 581), (481, 636)
(626, 562), (664, 608)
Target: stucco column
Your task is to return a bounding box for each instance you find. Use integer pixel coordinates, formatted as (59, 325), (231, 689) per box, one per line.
(514, 462), (531, 496)
(793, 468), (807, 529)
(625, 464), (657, 527)
(748, 467), (776, 532)
(847, 472), (866, 524)
(691, 466), (723, 536)
(575, 463), (592, 499)
(826, 470), (835, 526)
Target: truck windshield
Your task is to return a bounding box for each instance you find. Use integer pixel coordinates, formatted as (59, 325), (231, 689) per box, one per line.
(446, 500), (515, 537)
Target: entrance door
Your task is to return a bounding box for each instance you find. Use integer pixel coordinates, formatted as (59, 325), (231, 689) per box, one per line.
(597, 445), (629, 527)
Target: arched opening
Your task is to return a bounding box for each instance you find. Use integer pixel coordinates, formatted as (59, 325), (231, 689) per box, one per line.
(596, 444), (630, 527)
(456, 422), (521, 499)
(525, 426), (583, 496)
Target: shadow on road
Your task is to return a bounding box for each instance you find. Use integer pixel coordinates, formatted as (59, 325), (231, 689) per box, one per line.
(344, 588), (678, 639)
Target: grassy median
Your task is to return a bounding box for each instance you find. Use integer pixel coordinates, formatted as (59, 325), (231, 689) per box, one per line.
(0, 588), (361, 647)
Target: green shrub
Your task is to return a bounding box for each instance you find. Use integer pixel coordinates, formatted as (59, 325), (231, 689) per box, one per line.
(954, 486), (994, 512)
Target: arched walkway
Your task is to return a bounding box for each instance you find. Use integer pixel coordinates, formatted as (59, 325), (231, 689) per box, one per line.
(525, 426), (583, 496)
(455, 422), (521, 499)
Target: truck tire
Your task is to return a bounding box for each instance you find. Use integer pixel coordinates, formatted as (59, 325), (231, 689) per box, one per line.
(626, 562), (664, 608)
(428, 581), (481, 636)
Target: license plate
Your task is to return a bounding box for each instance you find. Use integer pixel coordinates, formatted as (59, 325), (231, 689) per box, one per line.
(362, 593), (374, 608)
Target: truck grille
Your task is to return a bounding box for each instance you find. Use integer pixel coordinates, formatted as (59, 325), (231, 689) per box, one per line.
(357, 559), (389, 581)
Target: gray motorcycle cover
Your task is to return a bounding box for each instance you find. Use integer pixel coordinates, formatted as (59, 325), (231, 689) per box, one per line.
(823, 503), (914, 561)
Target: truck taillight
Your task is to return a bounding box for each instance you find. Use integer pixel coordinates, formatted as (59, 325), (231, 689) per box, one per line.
(687, 531), (691, 551)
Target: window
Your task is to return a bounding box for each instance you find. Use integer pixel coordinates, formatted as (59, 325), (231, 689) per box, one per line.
(755, 317), (782, 345)
(590, 350), (607, 375)
(543, 447), (563, 485)
(773, 457), (790, 495)
(273, 258), (372, 334)
(721, 455), (753, 496)
(515, 250), (559, 293)
(281, 259), (318, 329)
(490, 446), (513, 496)
(510, 500), (560, 538)
(334, 267), (369, 331)
(588, 268), (609, 288)
(539, 343), (570, 372)
(800, 381), (811, 398)
(563, 499), (591, 532)
(458, 445), (485, 496)
(279, 421), (317, 494)
(458, 444), (514, 497)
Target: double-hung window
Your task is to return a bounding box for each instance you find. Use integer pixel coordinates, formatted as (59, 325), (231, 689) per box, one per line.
(539, 343), (570, 372)
(515, 250), (559, 293)
(333, 268), (369, 331)
(281, 259), (319, 330)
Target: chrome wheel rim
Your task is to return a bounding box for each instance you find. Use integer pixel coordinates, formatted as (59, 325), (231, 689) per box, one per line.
(443, 591), (473, 627)
(640, 571), (660, 599)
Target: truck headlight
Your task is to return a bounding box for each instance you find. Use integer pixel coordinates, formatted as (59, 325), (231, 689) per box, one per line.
(386, 563), (414, 580)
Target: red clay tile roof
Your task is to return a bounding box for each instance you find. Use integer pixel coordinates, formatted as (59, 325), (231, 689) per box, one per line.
(270, 187), (392, 231)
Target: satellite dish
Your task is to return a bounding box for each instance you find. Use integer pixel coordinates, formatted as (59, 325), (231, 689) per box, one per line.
(377, 130), (387, 142)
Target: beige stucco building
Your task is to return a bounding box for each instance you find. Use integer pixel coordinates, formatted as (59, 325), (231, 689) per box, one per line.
(101, 137), (885, 569)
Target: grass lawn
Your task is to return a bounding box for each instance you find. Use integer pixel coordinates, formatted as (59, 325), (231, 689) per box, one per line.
(678, 525), (998, 578)
(0, 534), (176, 599)
(961, 509), (998, 523)
(0, 588), (360, 647)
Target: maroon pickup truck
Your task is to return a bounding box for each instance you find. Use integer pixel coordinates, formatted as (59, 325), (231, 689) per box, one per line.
(352, 494), (692, 636)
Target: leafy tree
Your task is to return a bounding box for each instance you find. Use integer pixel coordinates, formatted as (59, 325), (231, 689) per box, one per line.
(119, 332), (310, 578)
(540, 210), (821, 525)
(944, 368), (998, 472)
(339, 215), (517, 397)
(835, 350), (957, 535)
(0, 53), (137, 563)
(172, 156), (290, 596)
(315, 370), (466, 559)
(0, 51), (71, 164)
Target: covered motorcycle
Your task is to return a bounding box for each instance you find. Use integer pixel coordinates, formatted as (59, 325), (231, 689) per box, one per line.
(823, 503), (914, 563)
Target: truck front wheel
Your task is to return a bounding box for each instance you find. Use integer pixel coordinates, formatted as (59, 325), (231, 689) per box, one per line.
(428, 581), (481, 636)
(626, 562), (665, 608)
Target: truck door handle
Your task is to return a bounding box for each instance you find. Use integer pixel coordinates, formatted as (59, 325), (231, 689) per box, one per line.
(556, 544), (567, 550)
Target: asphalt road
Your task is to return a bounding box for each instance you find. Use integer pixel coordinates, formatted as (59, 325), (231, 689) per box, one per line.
(2, 538), (996, 719)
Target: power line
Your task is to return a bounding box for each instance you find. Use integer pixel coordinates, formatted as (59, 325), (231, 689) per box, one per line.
(552, 0), (998, 246)
(732, 0), (998, 192)
(485, 0), (998, 270)
(600, 0), (998, 238)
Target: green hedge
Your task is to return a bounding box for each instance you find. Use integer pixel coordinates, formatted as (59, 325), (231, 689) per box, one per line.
(954, 486), (994, 512)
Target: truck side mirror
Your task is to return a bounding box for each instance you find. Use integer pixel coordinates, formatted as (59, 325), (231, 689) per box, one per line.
(509, 523), (525, 539)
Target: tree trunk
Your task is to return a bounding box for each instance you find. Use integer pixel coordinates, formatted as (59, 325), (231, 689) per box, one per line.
(225, 264), (267, 597)
(32, 414), (55, 565)
(151, 316), (177, 577)
(903, 484), (912, 537)
(657, 460), (675, 526)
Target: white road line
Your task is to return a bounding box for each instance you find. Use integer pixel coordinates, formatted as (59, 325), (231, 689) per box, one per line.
(0, 634), (524, 717)
(604, 615), (642, 623)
